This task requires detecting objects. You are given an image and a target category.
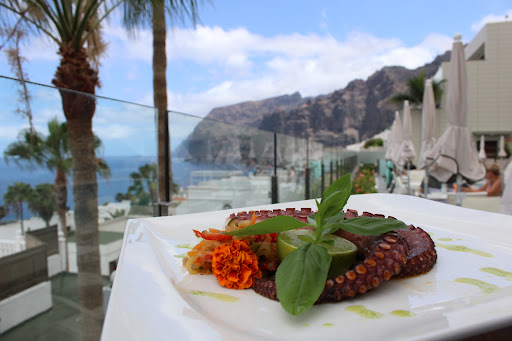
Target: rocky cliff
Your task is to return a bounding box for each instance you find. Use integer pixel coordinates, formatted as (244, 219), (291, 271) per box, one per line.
(177, 51), (450, 161)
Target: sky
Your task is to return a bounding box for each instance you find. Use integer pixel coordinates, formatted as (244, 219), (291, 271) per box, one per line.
(0, 0), (511, 156)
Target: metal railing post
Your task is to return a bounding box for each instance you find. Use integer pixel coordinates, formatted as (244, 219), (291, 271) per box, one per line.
(271, 132), (279, 203)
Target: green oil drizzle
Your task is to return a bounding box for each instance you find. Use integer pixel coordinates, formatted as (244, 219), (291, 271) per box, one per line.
(480, 267), (512, 278)
(437, 237), (453, 242)
(302, 323), (310, 327)
(437, 244), (493, 257)
(174, 253), (187, 258)
(345, 305), (384, 319)
(390, 310), (416, 317)
(323, 323), (334, 327)
(189, 290), (239, 302)
(176, 243), (195, 249)
(455, 278), (499, 294)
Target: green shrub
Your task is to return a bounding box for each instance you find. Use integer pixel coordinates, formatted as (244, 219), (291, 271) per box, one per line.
(363, 138), (383, 149)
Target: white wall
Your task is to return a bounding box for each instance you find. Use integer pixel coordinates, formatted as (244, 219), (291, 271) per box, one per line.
(47, 254), (63, 277)
(0, 281), (52, 333)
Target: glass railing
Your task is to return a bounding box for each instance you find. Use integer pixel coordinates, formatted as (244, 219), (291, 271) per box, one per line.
(0, 75), (385, 339)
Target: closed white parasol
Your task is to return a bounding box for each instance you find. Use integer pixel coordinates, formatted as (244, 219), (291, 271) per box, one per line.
(427, 34), (485, 186)
(418, 79), (436, 169)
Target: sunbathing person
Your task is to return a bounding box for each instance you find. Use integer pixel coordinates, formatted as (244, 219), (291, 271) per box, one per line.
(462, 164), (502, 196)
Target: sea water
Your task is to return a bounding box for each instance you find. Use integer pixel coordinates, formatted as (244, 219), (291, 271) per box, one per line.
(0, 156), (242, 221)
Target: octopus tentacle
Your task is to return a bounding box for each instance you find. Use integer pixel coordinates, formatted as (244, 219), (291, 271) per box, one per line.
(396, 225), (437, 277)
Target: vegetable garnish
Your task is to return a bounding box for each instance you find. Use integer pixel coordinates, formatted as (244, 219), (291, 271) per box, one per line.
(223, 174), (408, 315)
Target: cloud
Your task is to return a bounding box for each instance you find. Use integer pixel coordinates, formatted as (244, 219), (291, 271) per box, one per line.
(15, 20), (454, 120)
(471, 10), (512, 32)
(157, 30), (452, 117)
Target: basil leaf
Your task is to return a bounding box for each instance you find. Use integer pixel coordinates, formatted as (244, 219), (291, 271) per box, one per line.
(223, 216), (313, 236)
(307, 214), (317, 226)
(276, 243), (331, 315)
(340, 217), (407, 236)
(321, 174), (351, 204)
(316, 175), (351, 228)
(316, 211), (344, 240)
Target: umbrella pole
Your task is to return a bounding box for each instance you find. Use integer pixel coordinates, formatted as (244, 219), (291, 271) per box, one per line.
(407, 163), (411, 195)
(424, 167), (429, 198)
(455, 174), (463, 206)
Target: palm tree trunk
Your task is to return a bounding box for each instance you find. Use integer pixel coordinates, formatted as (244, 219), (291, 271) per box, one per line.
(55, 168), (69, 271)
(152, 2), (172, 211)
(53, 43), (103, 341)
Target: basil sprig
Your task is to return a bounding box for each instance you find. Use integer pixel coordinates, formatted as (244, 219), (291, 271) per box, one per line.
(223, 173), (407, 315)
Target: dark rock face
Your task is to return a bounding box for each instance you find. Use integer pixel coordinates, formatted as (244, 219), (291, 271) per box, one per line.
(177, 51), (450, 160)
(207, 92), (306, 128)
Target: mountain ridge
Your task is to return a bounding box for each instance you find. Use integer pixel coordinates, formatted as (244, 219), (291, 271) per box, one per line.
(177, 51), (450, 161)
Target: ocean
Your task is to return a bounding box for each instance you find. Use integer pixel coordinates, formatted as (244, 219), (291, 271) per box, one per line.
(0, 156), (242, 221)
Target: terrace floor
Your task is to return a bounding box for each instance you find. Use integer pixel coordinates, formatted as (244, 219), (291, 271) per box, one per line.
(1, 273), (110, 341)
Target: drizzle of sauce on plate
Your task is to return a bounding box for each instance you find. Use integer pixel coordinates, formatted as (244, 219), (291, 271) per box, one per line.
(345, 305), (384, 319)
(390, 310), (415, 317)
(437, 244), (493, 257)
(189, 290), (239, 302)
(455, 278), (499, 294)
(480, 267), (512, 278)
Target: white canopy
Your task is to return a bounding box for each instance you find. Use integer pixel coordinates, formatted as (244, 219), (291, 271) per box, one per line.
(427, 34), (485, 182)
(385, 111), (403, 164)
(397, 100), (417, 166)
(418, 79), (436, 169)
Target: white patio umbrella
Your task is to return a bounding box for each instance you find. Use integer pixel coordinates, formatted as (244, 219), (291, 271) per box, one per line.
(478, 135), (486, 161)
(427, 34), (486, 204)
(398, 100), (417, 166)
(385, 115), (398, 160)
(391, 111), (404, 165)
(498, 135), (507, 158)
(418, 79), (436, 195)
(385, 118), (397, 160)
(397, 100), (417, 194)
(418, 80), (436, 169)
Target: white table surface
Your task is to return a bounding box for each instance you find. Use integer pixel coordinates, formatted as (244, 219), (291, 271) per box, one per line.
(101, 194), (512, 341)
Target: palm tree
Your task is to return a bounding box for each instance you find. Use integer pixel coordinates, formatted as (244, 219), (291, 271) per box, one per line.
(389, 71), (445, 107)
(4, 118), (111, 270)
(0, 2), (121, 339)
(128, 162), (158, 205)
(122, 0), (201, 211)
(28, 183), (57, 227)
(3, 182), (32, 234)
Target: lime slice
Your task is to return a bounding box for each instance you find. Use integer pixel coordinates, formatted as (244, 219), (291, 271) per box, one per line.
(277, 229), (357, 278)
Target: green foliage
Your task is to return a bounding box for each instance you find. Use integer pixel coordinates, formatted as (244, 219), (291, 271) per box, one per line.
(28, 183), (57, 227)
(389, 71), (445, 107)
(363, 138), (383, 149)
(3, 182), (33, 233)
(109, 209), (126, 219)
(352, 165), (377, 194)
(118, 162), (179, 206)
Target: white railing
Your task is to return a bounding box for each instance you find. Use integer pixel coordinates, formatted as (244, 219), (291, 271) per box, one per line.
(0, 239), (25, 258)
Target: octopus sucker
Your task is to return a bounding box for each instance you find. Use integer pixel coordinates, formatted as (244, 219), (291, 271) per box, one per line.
(229, 208), (437, 303)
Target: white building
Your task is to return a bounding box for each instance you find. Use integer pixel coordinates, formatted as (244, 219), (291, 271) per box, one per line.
(408, 20), (512, 164)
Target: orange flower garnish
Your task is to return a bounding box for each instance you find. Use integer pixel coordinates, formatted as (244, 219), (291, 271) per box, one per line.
(212, 239), (262, 289)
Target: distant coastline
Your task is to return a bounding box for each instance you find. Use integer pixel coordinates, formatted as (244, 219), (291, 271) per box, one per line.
(0, 155), (242, 221)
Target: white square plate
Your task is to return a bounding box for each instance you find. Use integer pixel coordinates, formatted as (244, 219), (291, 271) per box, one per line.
(102, 194), (512, 341)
